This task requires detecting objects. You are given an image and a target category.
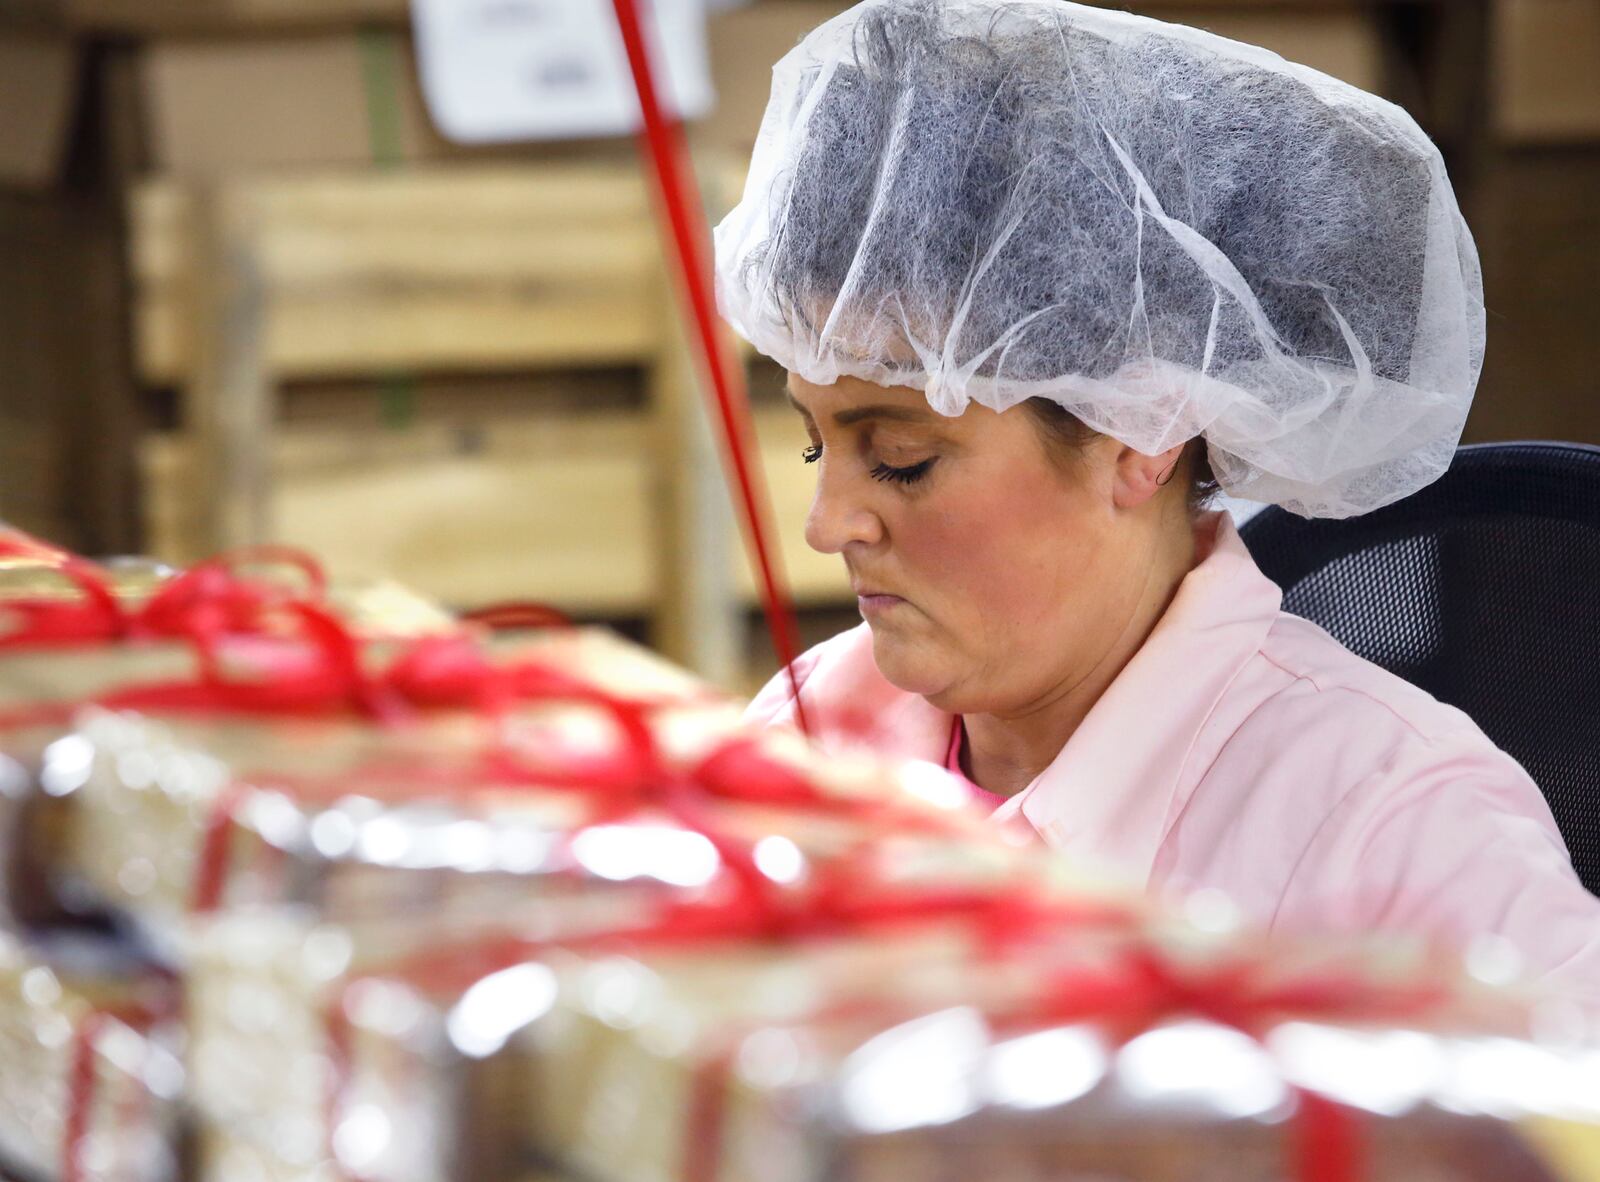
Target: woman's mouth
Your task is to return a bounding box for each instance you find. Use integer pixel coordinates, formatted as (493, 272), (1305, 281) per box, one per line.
(856, 591), (905, 616)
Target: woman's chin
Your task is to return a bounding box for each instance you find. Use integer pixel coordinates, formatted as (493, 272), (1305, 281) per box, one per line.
(868, 628), (954, 699)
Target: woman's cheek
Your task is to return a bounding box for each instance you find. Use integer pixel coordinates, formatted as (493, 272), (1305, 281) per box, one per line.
(930, 483), (1070, 610)
(897, 500), (998, 614)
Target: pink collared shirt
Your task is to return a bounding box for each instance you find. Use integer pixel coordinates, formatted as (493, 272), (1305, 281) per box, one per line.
(746, 512), (1600, 998)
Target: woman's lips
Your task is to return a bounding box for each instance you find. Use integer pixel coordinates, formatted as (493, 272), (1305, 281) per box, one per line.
(856, 592), (905, 616)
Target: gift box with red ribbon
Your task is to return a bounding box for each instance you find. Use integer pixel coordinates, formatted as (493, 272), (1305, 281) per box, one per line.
(166, 713), (1080, 1167)
(0, 931), (182, 1182)
(9, 532), (1600, 1182)
(323, 922), (1599, 1182)
(173, 843), (1592, 1182)
(185, 804), (1120, 1182)
(0, 530), (450, 932)
(41, 618), (1036, 940)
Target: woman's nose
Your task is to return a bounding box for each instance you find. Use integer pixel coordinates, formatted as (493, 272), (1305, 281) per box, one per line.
(804, 466), (883, 554)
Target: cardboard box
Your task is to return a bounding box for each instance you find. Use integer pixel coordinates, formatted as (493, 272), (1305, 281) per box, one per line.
(22, 0), (409, 35)
(1465, 149), (1600, 447)
(1494, 0), (1600, 142)
(1166, 5), (1385, 94)
(127, 163), (665, 390)
(702, 1), (1388, 156)
(0, 32), (79, 190)
(140, 28), (637, 177)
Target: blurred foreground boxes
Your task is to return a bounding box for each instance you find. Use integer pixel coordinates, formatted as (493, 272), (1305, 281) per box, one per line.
(3, 542), (1600, 1182)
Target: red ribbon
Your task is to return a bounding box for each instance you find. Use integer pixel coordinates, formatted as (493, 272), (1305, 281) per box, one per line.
(972, 943), (1448, 1182)
(355, 874), (1124, 1010)
(1009, 943), (1444, 1040)
(0, 537), (328, 655)
(60, 984), (180, 1182)
(3, 587), (930, 918)
(606, 0), (810, 737)
(458, 602), (572, 632)
(282, 652), (1439, 1182)
(22, 601), (694, 732)
(61, 1010), (108, 1182)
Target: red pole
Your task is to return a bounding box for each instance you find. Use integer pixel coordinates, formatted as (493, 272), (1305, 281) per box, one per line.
(607, 0), (811, 735)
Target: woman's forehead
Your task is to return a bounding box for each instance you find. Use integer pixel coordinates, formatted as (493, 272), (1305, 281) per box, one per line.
(785, 372), (936, 418)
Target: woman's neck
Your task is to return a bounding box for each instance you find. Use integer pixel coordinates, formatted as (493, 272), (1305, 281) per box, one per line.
(960, 511), (1202, 797)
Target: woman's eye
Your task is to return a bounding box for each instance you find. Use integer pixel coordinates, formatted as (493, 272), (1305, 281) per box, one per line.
(801, 444), (822, 464)
(870, 458), (935, 486)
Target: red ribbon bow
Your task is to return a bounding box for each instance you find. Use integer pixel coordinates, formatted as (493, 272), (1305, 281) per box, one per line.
(0, 535), (326, 652)
(981, 942), (1450, 1182)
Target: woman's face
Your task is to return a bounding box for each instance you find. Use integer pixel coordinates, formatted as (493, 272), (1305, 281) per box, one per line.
(787, 373), (1175, 717)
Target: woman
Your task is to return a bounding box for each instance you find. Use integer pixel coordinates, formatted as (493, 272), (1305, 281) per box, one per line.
(718, 0), (1600, 993)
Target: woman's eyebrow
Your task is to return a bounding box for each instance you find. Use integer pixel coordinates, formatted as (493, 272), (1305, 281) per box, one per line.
(832, 405), (932, 426)
(784, 390), (931, 427)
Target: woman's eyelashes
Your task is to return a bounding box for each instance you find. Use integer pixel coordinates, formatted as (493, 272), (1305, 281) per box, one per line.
(799, 443), (935, 486)
(870, 458), (936, 485)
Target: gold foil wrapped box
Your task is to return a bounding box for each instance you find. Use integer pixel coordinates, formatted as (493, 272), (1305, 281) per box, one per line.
(253, 880), (1595, 1182)
(0, 554), (452, 932)
(505, 937), (1600, 1182)
(0, 932), (182, 1182)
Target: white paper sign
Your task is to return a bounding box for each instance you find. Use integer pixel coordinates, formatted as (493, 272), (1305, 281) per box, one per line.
(412, 0), (714, 143)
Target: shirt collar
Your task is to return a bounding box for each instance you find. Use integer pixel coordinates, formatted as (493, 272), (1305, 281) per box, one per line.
(991, 512), (1282, 884)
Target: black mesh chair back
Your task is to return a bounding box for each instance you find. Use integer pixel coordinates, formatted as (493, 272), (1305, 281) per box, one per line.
(1238, 442), (1600, 895)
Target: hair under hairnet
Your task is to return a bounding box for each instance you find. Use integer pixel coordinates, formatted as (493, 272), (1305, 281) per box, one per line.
(713, 0), (1485, 518)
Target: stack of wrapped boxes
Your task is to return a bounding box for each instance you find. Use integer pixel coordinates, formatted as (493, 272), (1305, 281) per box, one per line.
(2, 526), (1599, 1182)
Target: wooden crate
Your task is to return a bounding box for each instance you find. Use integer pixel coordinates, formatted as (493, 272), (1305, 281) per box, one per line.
(129, 165), (662, 387)
(141, 411), (656, 613)
(126, 154), (843, 684)
(140, 403), (848, 613)
(126, 160), (764, 679)
(126, 160), (672, 560)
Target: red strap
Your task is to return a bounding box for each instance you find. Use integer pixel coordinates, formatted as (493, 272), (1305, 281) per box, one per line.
(61, 1011), (107, 1182)
(682, 1049), (734, 1182)
(460, 602), (572, 632)
(1292, 1088), (1364, 1182)
(606, 0), (810, 736)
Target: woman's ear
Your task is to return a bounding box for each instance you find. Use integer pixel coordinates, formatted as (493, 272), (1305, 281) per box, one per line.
(1112, 443), (1186, 509)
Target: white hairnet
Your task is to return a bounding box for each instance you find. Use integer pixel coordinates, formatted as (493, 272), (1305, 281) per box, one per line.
(713, 0), (1485, 518)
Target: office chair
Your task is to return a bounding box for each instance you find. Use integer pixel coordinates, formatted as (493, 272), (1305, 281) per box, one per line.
(1239, 442), (1600, 894)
